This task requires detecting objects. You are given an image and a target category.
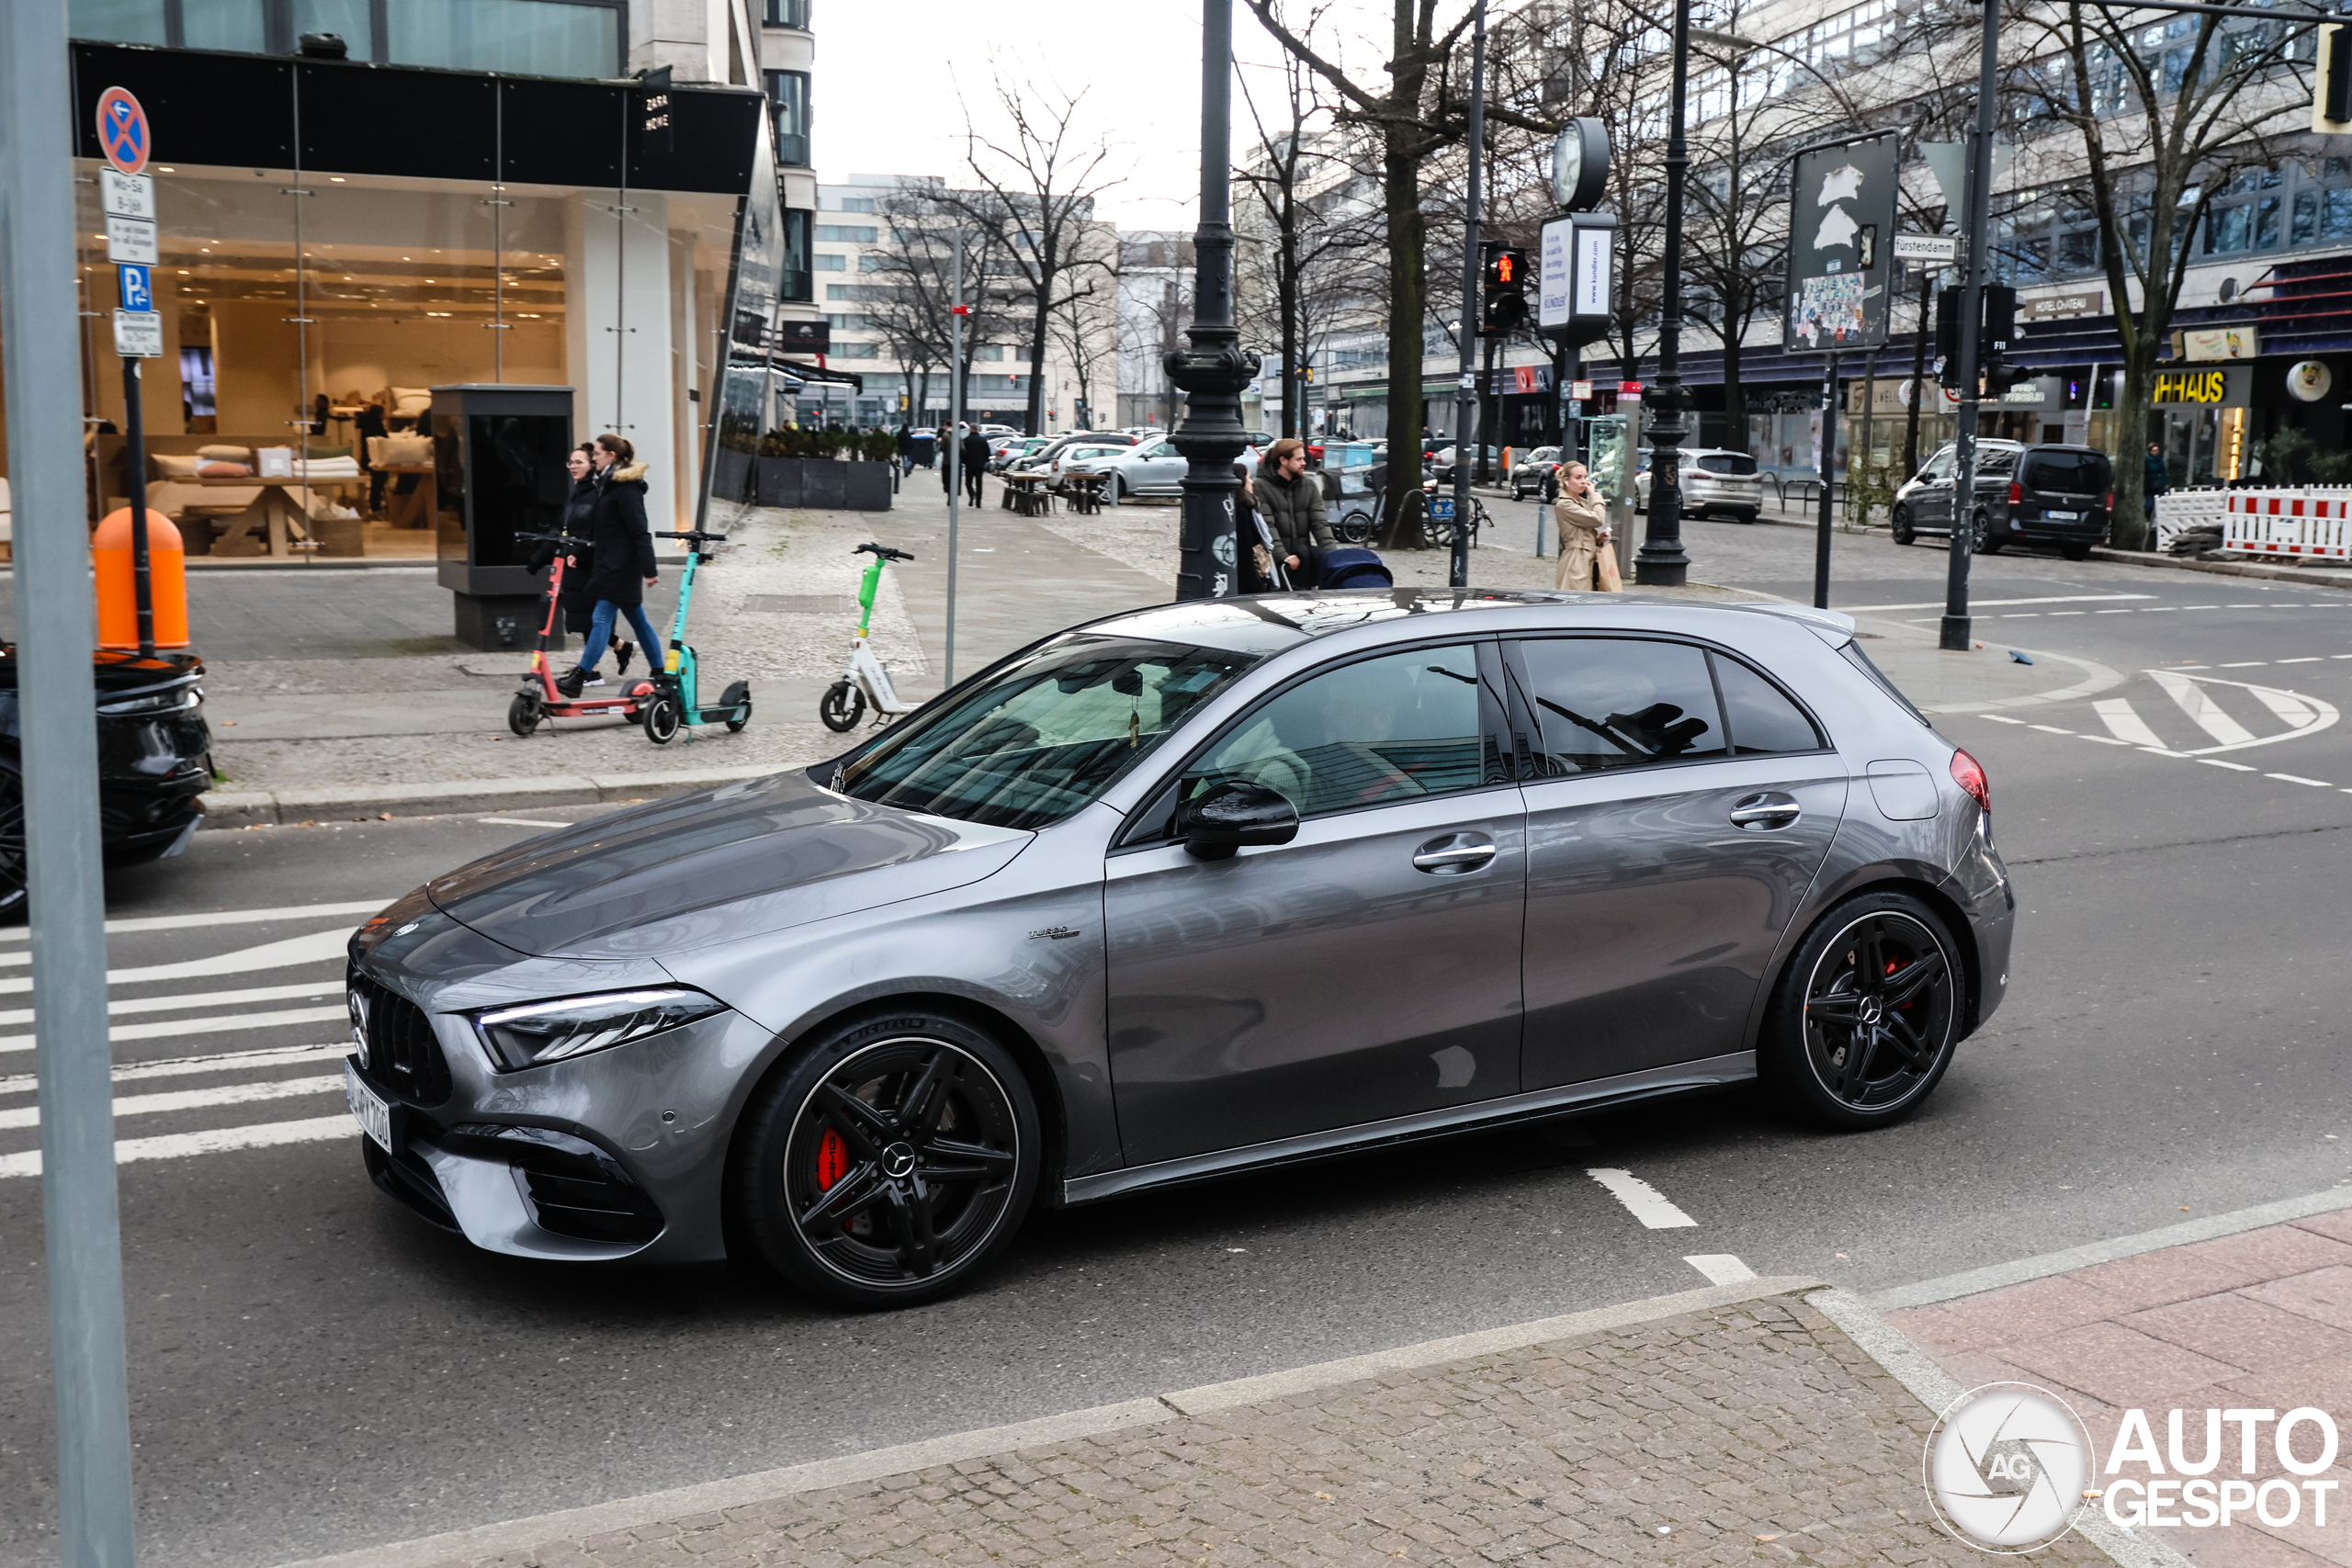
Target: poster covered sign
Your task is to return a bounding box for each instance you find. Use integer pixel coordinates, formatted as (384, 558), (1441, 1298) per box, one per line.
(1782, 131), (1898, 352)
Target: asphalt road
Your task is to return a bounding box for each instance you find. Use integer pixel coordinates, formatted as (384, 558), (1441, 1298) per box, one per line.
(3, 520), (2349, 1566)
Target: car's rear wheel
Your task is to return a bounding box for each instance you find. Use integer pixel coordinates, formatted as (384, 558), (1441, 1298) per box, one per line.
(1761, 892), (1962, 1130)
(1890, 505), (1916, 546)
(1968, 511), (2001, 554)
(731, 1010), (1040, 1308)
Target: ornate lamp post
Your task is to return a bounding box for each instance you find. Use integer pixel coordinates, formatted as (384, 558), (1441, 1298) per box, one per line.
(1634, 0), (1695, 586)
(1169, 0), (1261, 600)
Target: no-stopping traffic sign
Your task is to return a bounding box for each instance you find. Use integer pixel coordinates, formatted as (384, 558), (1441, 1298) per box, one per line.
(96, 86), (149, 176)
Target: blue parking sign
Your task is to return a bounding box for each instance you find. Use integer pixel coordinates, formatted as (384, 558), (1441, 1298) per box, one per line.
(117, 264), (152, 313)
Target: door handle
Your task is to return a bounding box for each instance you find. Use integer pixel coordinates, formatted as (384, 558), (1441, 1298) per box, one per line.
(1729, 794), (1802, 829)
(1412, 835), (1498, 874)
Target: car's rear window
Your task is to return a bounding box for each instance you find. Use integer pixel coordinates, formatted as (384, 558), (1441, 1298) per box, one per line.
(1694, 454), (1758, 476)
(2020, 451), (2110, 493)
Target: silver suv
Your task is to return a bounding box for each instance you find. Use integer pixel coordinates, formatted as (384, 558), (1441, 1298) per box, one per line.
(1634, 448), (1767, 523)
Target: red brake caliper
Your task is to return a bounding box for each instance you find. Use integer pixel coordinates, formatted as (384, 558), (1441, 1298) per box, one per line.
(816, 1127), (848, 1190)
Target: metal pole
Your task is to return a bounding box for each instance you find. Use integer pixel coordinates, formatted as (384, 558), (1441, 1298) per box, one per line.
(1815, 350), (1838, 609)
(1, 0), (141, 1560)
(1635, 0), (1694, 586)
(1905, 270), (1929, 479)
(1450, 0), (1487, 589)
(1170, 0), (1257, 599)
(1858, 346), (1877, 531)
(1941, 0), (2000, 651)
(944, 232), (963, 685)
(120, 359), (154, 657)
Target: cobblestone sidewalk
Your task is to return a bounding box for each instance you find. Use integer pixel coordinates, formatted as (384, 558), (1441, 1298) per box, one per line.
(324, 1285), (2114, 1568)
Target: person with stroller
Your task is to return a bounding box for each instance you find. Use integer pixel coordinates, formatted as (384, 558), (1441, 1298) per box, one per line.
(1258, 437), (1337, 586)
(555, 434), (663, 699)
(1552, 461), (1622, 592)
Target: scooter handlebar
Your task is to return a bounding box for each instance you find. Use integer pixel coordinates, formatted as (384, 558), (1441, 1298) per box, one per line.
(854, 543), (916, 561)
(664, 530), (729, 545)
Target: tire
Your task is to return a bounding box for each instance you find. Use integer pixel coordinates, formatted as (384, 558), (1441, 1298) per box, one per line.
(2060, 542), (2091, 561)
(506, 691), (541, 738)
(1734, 509), (1758, 525)
(641, 693), (684, 745)
(1760, 892), (1964, 1131)
(1967, 512), (2001, 555)
(727, 699), (753, 734)
(820, 681), (865, 733)
(1890, 505), (1916, 546)
(729, 1010), (1041, 1308)
(1333, 509), (1377, 546)
(720, 680), (752, 733)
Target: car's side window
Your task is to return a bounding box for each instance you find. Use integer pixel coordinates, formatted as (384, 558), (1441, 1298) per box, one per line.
(1513, 637), (1728, 775)
(1178, 644), (1487, 820)
(1921, 450), (1955, 482)
(1714, 655), (1826, 754)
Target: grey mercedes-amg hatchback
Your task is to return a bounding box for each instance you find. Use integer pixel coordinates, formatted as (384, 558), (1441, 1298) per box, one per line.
(345, 589), (2012, 1306)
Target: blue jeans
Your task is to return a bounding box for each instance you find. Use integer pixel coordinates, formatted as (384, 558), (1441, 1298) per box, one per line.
(577, 600), (662, 674)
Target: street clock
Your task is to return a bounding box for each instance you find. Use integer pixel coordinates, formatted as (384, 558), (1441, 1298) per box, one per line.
(1550, 118), (1610, 212)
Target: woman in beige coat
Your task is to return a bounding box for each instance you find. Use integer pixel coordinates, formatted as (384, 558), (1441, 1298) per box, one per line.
(1552, 461), (1620, 592)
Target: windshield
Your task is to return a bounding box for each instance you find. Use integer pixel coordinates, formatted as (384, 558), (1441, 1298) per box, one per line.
(834, 635), (1259, 829)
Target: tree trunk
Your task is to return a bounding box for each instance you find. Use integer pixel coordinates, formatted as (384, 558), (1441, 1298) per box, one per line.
(1026, 292), (1050, 434)
(1722, 328), (1747, 455)
(2111, 346), (2160, 551)
(1279, 246), (1300, 441)
(1374, 139), (1427, 550)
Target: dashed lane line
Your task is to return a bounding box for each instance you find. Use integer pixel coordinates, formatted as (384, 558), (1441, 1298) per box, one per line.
(1587, 1168), (1699, 1229)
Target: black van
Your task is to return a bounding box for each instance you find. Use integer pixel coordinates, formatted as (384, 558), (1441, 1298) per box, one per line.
(1987, 445), (2113, 558)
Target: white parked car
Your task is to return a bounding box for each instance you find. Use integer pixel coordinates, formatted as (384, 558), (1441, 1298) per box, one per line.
(1064, 438), (1187, 502)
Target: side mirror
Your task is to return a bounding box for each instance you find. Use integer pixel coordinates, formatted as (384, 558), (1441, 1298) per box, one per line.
(1178, 780), (1300, 861)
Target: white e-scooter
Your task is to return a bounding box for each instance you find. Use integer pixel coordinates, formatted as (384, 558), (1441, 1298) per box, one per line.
(820, 542), (918, 731)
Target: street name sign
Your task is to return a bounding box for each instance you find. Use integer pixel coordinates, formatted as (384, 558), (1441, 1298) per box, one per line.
(1893, 233), (1959, 263)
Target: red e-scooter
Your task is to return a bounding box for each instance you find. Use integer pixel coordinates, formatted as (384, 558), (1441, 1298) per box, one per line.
(506, 529), (646, 736)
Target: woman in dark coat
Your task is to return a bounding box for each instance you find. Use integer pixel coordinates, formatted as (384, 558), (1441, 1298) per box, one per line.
(529, 445), (635, 682)
(555, 434), (663, 698)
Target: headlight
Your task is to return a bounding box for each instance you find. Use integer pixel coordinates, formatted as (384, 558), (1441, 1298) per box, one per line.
(472, 987), (728, 1071)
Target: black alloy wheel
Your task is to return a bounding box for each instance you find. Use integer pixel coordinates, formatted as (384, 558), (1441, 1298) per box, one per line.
(1967, 510), (2001, 555)
(0, 768), (26, 920)
(732, 1013), (1039, 1307)
(1763, 893), (1962, 1130)
(1890, 505), (1916, 546)
(819, 680), (865, 732)
(506, 691), (542, 738)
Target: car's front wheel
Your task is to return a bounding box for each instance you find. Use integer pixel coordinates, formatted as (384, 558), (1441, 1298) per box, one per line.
(731, 1010), (1041, 1308)
(1890, 505), (1916, 546)
(1761, 892), (1963, 1131)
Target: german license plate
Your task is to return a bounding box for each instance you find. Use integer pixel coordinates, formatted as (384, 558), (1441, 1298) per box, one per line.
(1428, 497), (1456, 521)
(344, 1060), (392, 1153)
(2046, 510), (2079, 521)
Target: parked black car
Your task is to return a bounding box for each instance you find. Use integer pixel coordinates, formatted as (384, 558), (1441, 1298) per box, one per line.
(1891, 442), (2112, 559)
(0, 649), (213, 914)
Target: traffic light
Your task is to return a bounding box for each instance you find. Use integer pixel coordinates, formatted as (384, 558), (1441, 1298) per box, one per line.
(2317, 22), (2352, 133)
(1480, 243), (1529, 334)
(1935, 282), (2023, 393)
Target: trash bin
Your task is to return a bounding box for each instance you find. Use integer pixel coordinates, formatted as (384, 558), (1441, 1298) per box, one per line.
(431, 384), (574, 651)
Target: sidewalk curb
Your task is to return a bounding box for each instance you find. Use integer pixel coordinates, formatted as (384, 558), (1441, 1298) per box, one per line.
(1808, 1288), (2193, 1568)
(199, 764), (780, 827)
(265, 1273), (1820, 1568)
(1866, 1183), (2352, 1312)
(2087, 545), (2352, 589)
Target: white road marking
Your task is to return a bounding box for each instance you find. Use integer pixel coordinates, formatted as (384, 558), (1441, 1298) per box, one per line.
(1587, 1168), (1698, 1229)
(2094, 700), (2166, 748)
(2027, 724), (2073, 735)
(2268, 773), (2334, 786)
(478, 818), (571, 828)
(2151, 670), (2258, 747)
(0, 980), (343, 1028)
(2220, 661), (2268, 669)
(0, 1075), (340, 1131)
(2278, 657), (2324, 664)
(0, 897), (395, 944)
(0, 1043), (345, 1095)
(0, 1005), (348, 1055)
(0, 927), (355, 997)
(2081, 734), (2132, 745)
(1835, 593), (2151, 612)
(1977, 714), (2028, 725)
(2199, 759), (2257, 771)
(2251, 686), (2324, 729)
(1683, 1254), (1757, 1285)
(0, 1115), (353, 1179)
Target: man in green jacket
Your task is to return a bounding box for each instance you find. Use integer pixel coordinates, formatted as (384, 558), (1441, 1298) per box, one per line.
(1257, 438), (1338, 582)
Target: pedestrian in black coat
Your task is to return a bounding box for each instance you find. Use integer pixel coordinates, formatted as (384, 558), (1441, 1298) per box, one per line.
(962, 428), (990, 506)
(556, 434), (664, 698)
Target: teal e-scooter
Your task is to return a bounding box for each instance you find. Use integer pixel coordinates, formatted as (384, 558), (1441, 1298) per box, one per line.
(638, 528), (752, 744)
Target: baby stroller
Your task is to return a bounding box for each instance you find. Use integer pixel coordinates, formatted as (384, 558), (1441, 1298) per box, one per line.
(1315, 547), (1394, 589)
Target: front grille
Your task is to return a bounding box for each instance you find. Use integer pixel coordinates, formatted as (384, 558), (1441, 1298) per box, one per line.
(447, 1124), (664, 1247)
(347, 965), (452, 1106)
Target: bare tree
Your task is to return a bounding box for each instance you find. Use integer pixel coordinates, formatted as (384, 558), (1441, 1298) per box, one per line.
(2017, 0), (2315, 544)
(865, 181), (1020, 428)
(946, 73), (1121, 436)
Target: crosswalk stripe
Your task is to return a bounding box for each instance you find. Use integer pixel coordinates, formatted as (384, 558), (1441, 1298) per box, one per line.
(0, 1075), (341, 1132)
(2151, 670), (2258, 747)
(0, 927), (354, 997)
(0, 1115), (354, 1179)
(0, 897), (396, 944)
(0, 1005), (349, 1055)
(2094, 700), (2165, 748)
(0, 980), (343, 1028)
(0, 1043), (345, 1095)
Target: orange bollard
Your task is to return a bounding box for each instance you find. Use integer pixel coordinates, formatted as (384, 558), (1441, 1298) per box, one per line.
(93, 508), (189, 650)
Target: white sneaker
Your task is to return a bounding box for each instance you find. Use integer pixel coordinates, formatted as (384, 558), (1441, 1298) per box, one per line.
(582, 671), (606, 686)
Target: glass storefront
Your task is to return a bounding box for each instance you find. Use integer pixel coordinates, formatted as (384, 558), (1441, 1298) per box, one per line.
(13, 42), (790, 566)
(67, 0), (624, 73)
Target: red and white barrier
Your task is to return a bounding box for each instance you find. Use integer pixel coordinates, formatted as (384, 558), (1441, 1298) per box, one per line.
(2222, 490), (2352, 560)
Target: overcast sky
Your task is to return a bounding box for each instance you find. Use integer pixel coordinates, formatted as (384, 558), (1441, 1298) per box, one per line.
(811, 2), (1393, 231)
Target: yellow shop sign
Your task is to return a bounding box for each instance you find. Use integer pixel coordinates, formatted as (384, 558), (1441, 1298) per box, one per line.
(2152, 368), (2232, 405)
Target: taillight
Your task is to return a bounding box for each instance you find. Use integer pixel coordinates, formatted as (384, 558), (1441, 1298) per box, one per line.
(2007, 481), (2023, 505)
(2106, 491), (2114, 511)
(1951, 748), (1990, 815)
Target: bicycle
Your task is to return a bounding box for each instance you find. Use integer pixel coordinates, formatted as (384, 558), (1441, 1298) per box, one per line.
(1410, 484), (1489, 550)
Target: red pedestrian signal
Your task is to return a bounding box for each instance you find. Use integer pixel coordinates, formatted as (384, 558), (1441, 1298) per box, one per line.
(1480, 244), (1529, 334)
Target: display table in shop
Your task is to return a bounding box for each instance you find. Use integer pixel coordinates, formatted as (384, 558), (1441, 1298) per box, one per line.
(378, 466), (434, 530)
(197, 477), (361, 557)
